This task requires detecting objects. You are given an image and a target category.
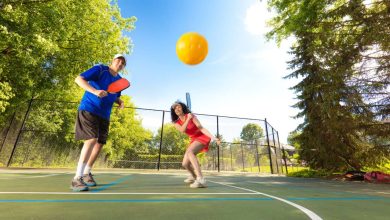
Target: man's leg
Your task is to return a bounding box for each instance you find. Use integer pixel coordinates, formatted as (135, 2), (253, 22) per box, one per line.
(82, 142), (103, 186)
(75, 138), (97, 178)
(71, 138), (97, 191)
(85, 142), (104, 173)
(83, 117), (109, 186)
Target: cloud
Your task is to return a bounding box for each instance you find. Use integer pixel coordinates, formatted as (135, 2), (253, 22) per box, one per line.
(244, 1), (271, 36)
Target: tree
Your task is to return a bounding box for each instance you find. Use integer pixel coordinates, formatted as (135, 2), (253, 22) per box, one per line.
(0, 0), (137, 166)
(0, 0), (136, 121)
(287, 130), (301, 150)
(152, 124), (190, 155)
(104, 96), (153, 161)
(240, 123), (264, 142)
(267, 0), (390, 171)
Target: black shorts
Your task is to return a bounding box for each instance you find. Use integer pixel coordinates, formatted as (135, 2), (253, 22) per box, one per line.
(75, 110), (109, 144)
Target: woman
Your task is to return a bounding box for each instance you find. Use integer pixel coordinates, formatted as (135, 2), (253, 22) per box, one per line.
(171, 101), (219, 188)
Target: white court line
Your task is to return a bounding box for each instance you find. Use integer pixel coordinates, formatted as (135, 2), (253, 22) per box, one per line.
(0, 192), (257, 195)
(208, 180), (323, 220)
(0, 174), (63, 179)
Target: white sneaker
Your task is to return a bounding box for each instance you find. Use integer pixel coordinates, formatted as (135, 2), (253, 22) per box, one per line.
(184, 176), (196, 184)
(190, 178), (207, 188)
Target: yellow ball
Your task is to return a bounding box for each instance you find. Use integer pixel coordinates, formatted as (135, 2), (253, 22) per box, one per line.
(176, 32), (208, 65)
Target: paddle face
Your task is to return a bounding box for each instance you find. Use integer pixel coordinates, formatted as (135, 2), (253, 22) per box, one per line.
(107, 78), (130, 93)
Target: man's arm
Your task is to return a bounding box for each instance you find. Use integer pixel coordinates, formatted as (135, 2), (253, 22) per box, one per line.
(75, 76), (107, 98)
(115, 98), (125, 109)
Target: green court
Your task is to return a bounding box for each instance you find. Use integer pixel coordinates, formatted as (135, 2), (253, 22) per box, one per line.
(0, 169), (389, 219)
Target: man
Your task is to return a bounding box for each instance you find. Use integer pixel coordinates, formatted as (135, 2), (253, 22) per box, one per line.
(71, 54), (126, 191)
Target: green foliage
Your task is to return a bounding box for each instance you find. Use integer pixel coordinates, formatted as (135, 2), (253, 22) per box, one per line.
(0, 81), (14, 113)
(104, 96), (153, 161)
(0, 0), (136, 118)
(364, 158), (390, 173)
(240, 123), (264, 142)
(151, 123), (190, 155)
(0, 0), (139, 165)
(153, 123), (190, 155)
(287, 130), (301, 150)
(287, 169), (331, 178)
(267, 0), (390, 171)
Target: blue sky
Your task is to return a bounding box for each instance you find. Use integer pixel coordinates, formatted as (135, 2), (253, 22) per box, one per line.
(117, 0), (301, 143)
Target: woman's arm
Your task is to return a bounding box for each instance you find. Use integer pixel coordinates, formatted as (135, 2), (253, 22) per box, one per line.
(173, 114), (193, 133)
(192, 116), (220, 143)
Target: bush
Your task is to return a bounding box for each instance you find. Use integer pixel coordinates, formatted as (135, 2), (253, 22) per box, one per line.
(287, 169), (332, 178)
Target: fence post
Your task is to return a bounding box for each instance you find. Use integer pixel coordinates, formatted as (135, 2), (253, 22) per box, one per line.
(271, 128), (279, 174)
(157, 110), (165, 171)
(264, 118), (274, 174)
(0, 111), (16, 154)
(255, 140), (260, 173)
(277, 131), (288, 174)
(230, 144), (233, 171)
(240, 142), (245, 171)
(216, 115), (220, 172)
(7, 98), (34, 167)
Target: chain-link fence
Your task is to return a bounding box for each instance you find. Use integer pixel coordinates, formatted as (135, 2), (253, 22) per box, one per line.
(0, 99), (288, 174)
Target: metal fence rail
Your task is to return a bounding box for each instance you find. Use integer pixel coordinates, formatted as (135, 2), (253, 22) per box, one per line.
(0, 99), (288, 174)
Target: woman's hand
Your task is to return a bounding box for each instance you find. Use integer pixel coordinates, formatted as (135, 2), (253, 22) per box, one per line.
(214, 138), (221, 145)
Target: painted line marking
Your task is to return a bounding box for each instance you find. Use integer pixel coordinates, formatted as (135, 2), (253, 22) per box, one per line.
(91, 175), (132, 192)
(0, 198), (272, 203)
(0, 174), (63, 179)
(209, 180), (323, 220)
(0, 192), (257, 195)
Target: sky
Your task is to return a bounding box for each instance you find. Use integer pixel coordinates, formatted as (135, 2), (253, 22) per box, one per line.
(117, 0), (302, 143)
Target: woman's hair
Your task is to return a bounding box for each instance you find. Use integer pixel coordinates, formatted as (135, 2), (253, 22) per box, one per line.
(170, 101), (191, 122)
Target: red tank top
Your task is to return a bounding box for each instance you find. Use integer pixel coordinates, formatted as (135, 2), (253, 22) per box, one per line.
(176, 114), (203, 139)
(176, 114), (211, 152)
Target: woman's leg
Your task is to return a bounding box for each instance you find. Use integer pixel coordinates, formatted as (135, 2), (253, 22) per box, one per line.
(182, 153), (197, 178)
(185, 141), (205, 179)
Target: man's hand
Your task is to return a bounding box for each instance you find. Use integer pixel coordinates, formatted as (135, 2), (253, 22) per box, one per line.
(117, 99), (125, 109)
(94, 90), (108, 98)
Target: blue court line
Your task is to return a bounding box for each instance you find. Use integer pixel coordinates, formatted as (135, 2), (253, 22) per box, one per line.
(0, 197), (388, 203)
(90, 175), (132, 192)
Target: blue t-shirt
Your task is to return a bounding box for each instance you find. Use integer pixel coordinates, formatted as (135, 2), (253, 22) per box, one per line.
(78, 65), (122, 120)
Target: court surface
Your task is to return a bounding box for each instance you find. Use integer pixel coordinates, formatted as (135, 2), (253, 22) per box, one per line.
(0, 169), (389, 220)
